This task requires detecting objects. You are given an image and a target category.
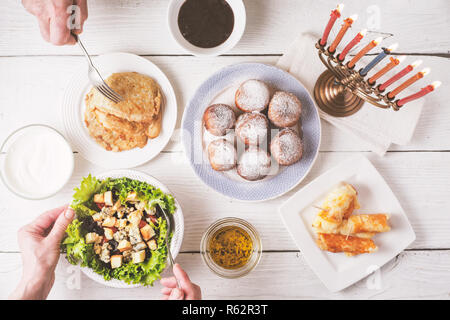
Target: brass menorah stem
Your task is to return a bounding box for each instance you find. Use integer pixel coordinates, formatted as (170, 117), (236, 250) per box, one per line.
(313, 41), (400, 117)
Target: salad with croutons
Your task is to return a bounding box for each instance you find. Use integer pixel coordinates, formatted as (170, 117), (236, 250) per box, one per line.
(61, 175), (176, 286)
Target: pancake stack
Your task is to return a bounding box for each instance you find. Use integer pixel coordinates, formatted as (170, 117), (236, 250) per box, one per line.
(84, 72), (162, 152)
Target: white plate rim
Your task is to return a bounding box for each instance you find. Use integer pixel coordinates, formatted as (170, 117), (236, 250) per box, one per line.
(278, 154), (416, 292)
(77, 169), (184, 288)
(61, 52), (177, 169)
(181, 62), (322, 202)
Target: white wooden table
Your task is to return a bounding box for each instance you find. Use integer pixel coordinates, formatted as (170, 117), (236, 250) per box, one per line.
(1, 0), (449, 300)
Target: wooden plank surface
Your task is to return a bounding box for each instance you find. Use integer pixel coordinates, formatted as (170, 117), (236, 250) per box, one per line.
(1, 0), (449, 300)
(1, 0), (449, 56)
(1, 251), (449, 300)
(1, 151), (449, 252)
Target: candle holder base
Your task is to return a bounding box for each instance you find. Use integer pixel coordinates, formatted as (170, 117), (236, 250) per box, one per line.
(314, 70), (364, 117)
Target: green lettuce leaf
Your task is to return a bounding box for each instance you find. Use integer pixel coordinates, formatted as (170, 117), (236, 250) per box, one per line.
(72, 174), (105, 207)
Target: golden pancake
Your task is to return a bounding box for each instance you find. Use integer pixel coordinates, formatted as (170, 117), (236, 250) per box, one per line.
(84, 106), (148, 152)
(85, 72), (162, 123)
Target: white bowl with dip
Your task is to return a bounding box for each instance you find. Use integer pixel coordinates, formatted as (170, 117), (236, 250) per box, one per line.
(167, 0), (246, 56)
(0, 124), (74, 200)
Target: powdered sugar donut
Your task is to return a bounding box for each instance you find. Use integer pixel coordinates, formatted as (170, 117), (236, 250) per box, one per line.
(268, 91), (302, 128)
(207, 139), (237, 171)
(203, 104), (236, 136)
(270, 128), (303, 166)
(235, 79), (271, 112)
(237, 148), (271, 181)
(235, 112), (269, 146)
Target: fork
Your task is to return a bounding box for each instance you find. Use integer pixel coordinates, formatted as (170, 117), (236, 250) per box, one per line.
(158, 204), (181, 289)
(72, 33), (123, 103)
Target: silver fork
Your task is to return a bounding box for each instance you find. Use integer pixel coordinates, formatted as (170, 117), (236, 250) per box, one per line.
(158, 204), (181, 289)
(72, 33), (123, 103)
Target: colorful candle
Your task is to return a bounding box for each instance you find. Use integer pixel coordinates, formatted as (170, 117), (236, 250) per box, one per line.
(320, 4), (344, 46)
(387, 68), (430, 99)
(360, 43), (398, 77)
(397, 81), (441, 106)
(347, 37), (382, 68)
(368, 56), (405, 84)
(378, 60), (422, 92)
(338, 29), (367, 61)
(328, 14), (358, 53)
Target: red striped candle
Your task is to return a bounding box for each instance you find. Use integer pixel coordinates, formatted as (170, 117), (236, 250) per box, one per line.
(338, 29), (366, 61)
(378, 60), (422, 92)
(320, 4), (344, 46)
(397, 81), (441, 106)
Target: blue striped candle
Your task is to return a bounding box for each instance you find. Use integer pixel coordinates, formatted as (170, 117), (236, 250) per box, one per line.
(360, 43), (398, 77)
(359, 48), (389, 77)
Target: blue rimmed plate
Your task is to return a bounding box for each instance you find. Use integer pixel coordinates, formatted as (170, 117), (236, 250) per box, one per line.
(181, 63), (321, 201)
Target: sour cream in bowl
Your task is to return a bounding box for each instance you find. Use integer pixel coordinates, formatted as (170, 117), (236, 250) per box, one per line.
(0, 125), (74, 200)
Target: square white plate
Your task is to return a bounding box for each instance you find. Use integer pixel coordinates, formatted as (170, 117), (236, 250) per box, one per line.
(278, 154), (416, 292)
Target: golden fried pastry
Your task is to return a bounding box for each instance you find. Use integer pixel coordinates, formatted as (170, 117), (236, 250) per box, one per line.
(84, 72), (164, 152)
(316, 183), (360, 225)
(203, 104), (236, 136)
(84, 107), (148, 152)
(208, 139), (237, 171)
(268, 91), (302, 128)
(86, 72), (162, 123)
(235, 112), (269, 146)
(316, 233), (377, 256)
(270, 128), (303, 166)
(235, 79), (270, 112)
(314, 214), (390, 237)
(237, 147), (271, 181)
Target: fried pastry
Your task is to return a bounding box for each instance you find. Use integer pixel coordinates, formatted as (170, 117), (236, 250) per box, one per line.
(86, 72), (162, 123)
(84, 107), (148, 152)
(316, 233), (377, 256)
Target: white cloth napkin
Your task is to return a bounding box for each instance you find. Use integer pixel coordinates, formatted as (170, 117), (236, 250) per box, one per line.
(276, 32), (424, 156)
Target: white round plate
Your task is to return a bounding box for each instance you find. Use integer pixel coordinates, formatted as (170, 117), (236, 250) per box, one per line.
(181, 63), (321, 202)
(80, 169), (184, 288)
(62, 52), (177, 169)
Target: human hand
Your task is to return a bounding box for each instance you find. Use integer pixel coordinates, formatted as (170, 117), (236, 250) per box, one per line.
(9, 205), (75, 300)
(160, 264), (202, 300)
(22, 0), (88, 45)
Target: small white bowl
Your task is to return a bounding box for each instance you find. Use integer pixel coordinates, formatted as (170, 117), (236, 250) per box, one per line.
(167, 0), (246, 56)
(0, 124), (74, 200)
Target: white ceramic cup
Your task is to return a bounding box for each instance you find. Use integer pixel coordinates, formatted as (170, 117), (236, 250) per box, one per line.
(167, 0), (246, 56)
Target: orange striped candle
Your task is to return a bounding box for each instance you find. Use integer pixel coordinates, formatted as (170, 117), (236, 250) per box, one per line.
(368, 56), (405, 84)
(328, 14), (357, 53)
(347, 37), (382, 68)
(387, 68), (430, 99)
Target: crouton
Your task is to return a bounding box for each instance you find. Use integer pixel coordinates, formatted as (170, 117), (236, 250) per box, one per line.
(104, 228), (114, 240)
(117, 240), (132, 252)
(104, 191), (113, 206)
(132, 250), (146, 264)
(102, 216), (116, 227)
(128, 211), (142, 227)
(140, 224), (155, 241)
(126, 191), (138, 202)
(85, 232), (99, 244)
(92, 212), (103, 222)
(147, 239), (158, 251)
(111, 255), (123, 269)
(93, 193), (104, 203)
